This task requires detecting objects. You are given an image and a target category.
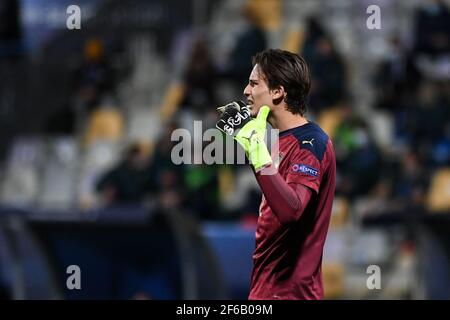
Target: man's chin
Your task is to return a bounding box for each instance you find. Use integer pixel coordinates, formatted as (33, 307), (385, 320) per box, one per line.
(249, 105), (259, 117)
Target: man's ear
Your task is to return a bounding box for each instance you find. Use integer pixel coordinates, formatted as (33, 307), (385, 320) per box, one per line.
(271, 86), (285, 103)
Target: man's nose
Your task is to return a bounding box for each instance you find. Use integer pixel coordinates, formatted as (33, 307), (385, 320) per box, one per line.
(243, 84), (251, 97)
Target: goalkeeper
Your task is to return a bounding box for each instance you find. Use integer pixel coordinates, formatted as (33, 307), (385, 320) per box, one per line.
(216, 49), (336, 300)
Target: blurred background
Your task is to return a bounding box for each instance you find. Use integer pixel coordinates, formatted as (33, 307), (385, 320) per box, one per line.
(0, 0), (449, 300)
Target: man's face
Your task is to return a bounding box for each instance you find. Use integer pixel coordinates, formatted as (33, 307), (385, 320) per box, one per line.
(243, 64), (272, 117)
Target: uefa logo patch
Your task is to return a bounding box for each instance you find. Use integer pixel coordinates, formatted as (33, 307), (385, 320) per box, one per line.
(292, 164), (318, 177)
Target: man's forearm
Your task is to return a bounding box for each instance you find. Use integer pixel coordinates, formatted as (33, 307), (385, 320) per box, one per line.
(254, 164), (312, 224)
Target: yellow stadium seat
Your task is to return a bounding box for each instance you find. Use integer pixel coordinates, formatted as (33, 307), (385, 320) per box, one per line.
(218, 165), (235, 204)
(427, 168), (450, 213)
(317, 107), (344, 139)
(330, 196), (349, 229)
(282, 29), (305, 54)
(323, 263), (345, 299)
(245, 0), (282, 31)
(84, 107), (124, 145)
(159, 82), (186, 122)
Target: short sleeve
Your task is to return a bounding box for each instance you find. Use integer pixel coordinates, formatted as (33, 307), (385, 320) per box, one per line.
(285, 148), (322, 194)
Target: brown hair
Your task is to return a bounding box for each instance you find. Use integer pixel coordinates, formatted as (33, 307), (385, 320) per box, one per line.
(252, 49), (311, 116)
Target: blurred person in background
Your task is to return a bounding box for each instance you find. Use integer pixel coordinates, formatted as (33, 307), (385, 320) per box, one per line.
(180, 37), (219, 116)
(333, 106), (382, 200)
(160, 34), (219, 137)
(413, 0), (450, 58)
(301, 17), (347, 114)
(221, 2), (267, 93)
(96, 143), (152, 206)
(374, 36), (421, 113)
(402, 81), (449, 165)
(183, 160), (221, 220)
(177, 36), (221, 137)
(74, 38), (115, 114)
(411, 0), (450, 81)
(216, 49), (336, 299)
(148, 122), (186, 213)
(391, 148), (430, 212)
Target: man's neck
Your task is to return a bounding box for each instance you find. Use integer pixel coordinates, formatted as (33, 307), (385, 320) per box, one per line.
(268, 109), (309, 132)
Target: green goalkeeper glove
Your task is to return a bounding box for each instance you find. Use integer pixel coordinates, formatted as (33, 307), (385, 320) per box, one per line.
(216, 101), (272, 172)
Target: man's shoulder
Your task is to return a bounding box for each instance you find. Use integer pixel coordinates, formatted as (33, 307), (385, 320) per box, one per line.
(281, 122), (329, 162)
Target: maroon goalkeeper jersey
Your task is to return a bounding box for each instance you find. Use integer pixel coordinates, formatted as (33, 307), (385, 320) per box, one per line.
(249, 122), (336, 300)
